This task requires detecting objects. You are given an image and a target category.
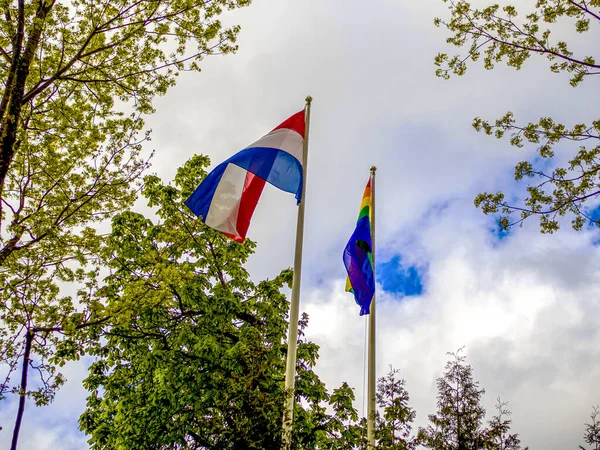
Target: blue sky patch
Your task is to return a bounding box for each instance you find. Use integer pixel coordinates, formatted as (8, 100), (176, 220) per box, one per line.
(377, 255), (424, 296)
(585, 204), (600, 229)
(586, 204), (600, 245)
(490, 218), (512, 242)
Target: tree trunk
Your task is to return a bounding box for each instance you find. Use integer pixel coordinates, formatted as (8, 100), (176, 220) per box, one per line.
(10, 329), (33, 450)
(0, 1), (54, 206)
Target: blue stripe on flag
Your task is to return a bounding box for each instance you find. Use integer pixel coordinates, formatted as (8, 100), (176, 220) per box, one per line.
(185, 147), (303, 219)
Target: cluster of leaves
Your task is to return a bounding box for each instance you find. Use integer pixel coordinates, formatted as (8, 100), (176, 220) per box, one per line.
(0, 0), (252, 442)
(435, 0), (600, 233)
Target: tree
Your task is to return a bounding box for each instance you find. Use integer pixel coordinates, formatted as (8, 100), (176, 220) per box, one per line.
(484, 398), (527, 450)
(418, 348), (487, 450)
(580, 406), (600, 450)
(435, 0), (600, 233)
(316, 382), (368, 449)
(376, 366), (417, 450)
(79, 156), (366, 449)
(0, 1), (251, 448)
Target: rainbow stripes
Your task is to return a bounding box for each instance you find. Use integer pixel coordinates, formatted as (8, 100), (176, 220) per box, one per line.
(343, 179), (375, 315)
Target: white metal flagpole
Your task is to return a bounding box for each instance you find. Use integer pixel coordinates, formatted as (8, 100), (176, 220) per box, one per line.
(281, 96), (312, 450)
(367, 166), (377, 448)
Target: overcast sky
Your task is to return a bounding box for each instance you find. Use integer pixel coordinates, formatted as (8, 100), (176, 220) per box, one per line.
(1, 0), (600, 448)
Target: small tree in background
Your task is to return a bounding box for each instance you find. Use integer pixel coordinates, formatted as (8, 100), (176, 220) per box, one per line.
(376, 366), (417, 450)
(418, 348), (487, 450)
(580, 406), (600, 450)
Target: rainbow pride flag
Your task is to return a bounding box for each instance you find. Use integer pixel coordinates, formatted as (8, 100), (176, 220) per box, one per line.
(343, 179), (375, 315)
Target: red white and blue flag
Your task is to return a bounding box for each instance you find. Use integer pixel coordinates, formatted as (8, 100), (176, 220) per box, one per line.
(185, 110), (305, 242)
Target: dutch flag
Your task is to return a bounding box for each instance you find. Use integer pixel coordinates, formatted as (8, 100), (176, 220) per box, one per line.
(185, 109), (306, 242)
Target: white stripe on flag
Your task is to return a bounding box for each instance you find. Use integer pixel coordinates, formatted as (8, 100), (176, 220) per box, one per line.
(246, 128), (304, 165)
(205, 163), (246, 236)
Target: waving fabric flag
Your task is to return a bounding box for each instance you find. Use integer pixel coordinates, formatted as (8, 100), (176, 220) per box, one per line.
(185, 110), (305, 242)
(343, 179), (375, 315)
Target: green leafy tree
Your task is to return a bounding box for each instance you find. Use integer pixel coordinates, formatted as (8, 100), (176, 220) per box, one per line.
(418, 348), (487, 450)
(376, 366), (417, 450)
(435, 0), (600, 233)
(484, 398), (527, 450)
(0, 1), (250, 447)
(79, 156), (367, 450)
(580, 406), (600, 450)
(315, 382), (367, 449)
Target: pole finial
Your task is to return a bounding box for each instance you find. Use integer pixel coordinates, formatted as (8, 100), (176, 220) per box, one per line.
(305, 95), (313, 105)
(370, 166), (377, 173)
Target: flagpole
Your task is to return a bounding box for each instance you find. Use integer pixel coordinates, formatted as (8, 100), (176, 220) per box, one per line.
(367, 166), (377, 448)
(281, 96), (312, 450)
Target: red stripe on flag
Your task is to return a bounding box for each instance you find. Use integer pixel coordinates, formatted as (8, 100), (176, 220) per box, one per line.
(271, 110), (305, 138)
(234, 171), (266, 241)
(221, 231), (245, 243)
